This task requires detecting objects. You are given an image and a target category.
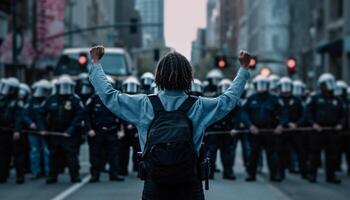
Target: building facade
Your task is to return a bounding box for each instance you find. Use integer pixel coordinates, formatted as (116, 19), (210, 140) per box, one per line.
(135, 0), (164, 47)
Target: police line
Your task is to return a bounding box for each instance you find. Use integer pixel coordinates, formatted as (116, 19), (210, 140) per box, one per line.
(0, 126), (346, 137)
(0, 127), (67, 136)
(205, 127), (343, 135)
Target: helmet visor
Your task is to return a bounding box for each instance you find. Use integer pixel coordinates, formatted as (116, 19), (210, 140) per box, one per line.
(33, 87), (50, 97)
(256, 81), (268, 92)
(292, 86), (304, 96)
(142, 78), (154, 86)
(80, 84), (93, 95)
(59, 83), (74, 95)
(124, 83), (139, 94)
(191, 84), (203, 93)
(280, 83), (292, 93)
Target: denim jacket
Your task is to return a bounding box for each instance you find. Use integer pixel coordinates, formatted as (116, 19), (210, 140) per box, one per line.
(89, 63), (249, 152)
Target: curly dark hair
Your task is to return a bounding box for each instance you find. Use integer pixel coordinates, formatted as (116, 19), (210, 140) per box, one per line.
(155, 51), (193, 91)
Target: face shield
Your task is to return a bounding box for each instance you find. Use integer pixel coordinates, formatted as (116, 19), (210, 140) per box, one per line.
(123, 83), (139, 94)
(0, 84), (11, 95)
(280, 82), (292, 93)
(191, 84), (203, 94)
(59, 83), (74, 95)
(321, 79), (336, 91)
(142, 78), (154, 87)
(255, 81), (269, 93)
(33, 87), (51, 98)
(80, 84), (93, 95)
(292, 86), (304, 97)
(18, 89), (28, 99)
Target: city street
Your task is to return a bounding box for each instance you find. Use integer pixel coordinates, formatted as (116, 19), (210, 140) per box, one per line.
(1, 145), (350, 200)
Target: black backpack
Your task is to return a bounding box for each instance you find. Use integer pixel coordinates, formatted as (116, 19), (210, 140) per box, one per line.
(142, 95), (198, 184)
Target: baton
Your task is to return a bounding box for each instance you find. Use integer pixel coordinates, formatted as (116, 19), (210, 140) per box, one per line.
(0, 127), (65, 136)
(205, 127), (337, 135)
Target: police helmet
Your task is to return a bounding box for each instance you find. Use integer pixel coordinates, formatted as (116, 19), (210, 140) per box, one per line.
(348, 87), (350, 100)
(140, 72), (155, 88)
(278, 77), (293, 93)
(58, 75), (75, 95)
(122, 76), (141, 94)
(0, 77), (20, 96)
(150, 82), (159, 94)
(19, 83), (31, 99)
(292, 80), (305, 97)
(268, 75), (280, 91)
(253, 75), (269, 93)
(32, 79), (52, 98)
(191, 79), (203, 95)
(206, 69), (223, 86)
(334, 80), (348, 97)
(218, 79), (231, 94)
(317, 73), (336, 91)
(51, 78), (59, 95)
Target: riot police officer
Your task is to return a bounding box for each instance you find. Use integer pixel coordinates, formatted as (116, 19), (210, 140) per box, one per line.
(0, 78), (22, 183)
(305, 73), (344, 184)
(86, 76), (124, 182)
(140, 72), (155, 94)
(277, 77), (306, 178)
(24, 80), (52, 178)
(119, 77), (141, 175)
(292, 80), (306, 100)
(334, 80), (350, 174)
(205, 79), (239, 180)
(203, 69), (223, 176)
(44, 75), (84, 184)
(15, 83), (32, 178)
(243, 75), (283, 182)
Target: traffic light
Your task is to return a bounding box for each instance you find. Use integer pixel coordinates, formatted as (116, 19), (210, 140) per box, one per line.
(154, 48), (160, 61)
(249, 56), (257, 69)
(215, 56), (228, 69)
(130, 18), (138, 34)
(287, 57), (297, 74)
(78, 53), (88, 68)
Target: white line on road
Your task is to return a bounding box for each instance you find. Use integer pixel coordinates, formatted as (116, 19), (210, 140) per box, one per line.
(51, 175), (91, 200)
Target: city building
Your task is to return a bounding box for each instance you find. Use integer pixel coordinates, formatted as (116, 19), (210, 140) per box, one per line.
(135, 0), (164, 47)
(191, 28), (206, 65)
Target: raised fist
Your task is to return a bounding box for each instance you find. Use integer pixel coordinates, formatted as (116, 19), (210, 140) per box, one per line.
(90, 45), (105, 63)
(239, 50), (252, 68)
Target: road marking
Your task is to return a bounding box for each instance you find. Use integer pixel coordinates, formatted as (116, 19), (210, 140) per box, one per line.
(259, 176), (294, 200)
(51, 175), (91, 200)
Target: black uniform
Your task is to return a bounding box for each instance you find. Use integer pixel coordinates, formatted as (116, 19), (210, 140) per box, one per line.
(119, 120), (140, 175)
(0, 97), (24, 183)
(43, 94), (84, 183)
(335, 97), (350, 174)
(242, 92), (283, 181)
(205, 107), (241, 179)
(304, 93), (345, 182)
(278, 95), (307, 178)
(86, 94), (122, 180)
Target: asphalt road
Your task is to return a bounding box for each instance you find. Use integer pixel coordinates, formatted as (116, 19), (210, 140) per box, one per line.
(1, 144), (350, 200)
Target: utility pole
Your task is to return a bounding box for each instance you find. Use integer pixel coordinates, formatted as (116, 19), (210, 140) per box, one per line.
(67, 0), (75, 47)
(11, 0), (17, 64)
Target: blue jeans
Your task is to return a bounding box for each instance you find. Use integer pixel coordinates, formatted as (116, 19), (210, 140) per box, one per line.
(28, 134), (50, 176)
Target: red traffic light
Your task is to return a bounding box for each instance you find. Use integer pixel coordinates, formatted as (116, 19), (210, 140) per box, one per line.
(249, 57), (257, 69)
(78, 55), (87, 65)
(218, 59), (226, 68)
(287, 58), (296, 69)
(215, 56), (228, 69)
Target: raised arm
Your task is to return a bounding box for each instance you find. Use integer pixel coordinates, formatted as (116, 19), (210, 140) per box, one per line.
(195, 51), (251, 128)
(88, 46), (147, 126)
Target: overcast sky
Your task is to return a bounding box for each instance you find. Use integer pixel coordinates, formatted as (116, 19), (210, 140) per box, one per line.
(164, 0), (206, 60)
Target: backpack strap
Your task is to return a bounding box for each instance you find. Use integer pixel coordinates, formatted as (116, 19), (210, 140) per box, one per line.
(148, 94), (165, 114)
(178, 96), (198, 113)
